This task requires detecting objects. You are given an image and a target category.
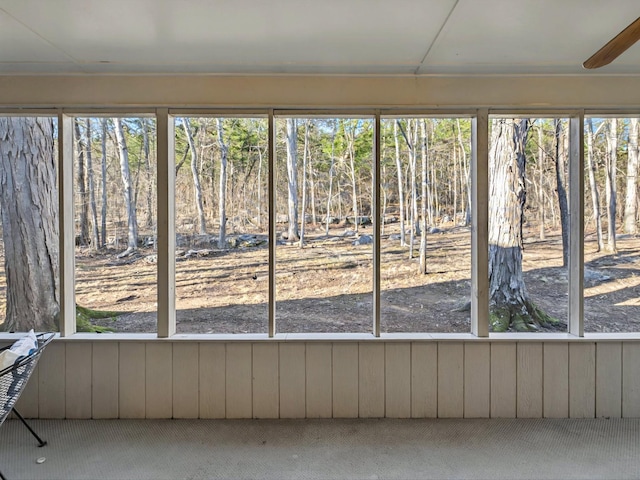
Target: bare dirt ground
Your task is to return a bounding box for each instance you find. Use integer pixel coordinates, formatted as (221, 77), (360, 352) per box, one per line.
(61, 223), (640, 335)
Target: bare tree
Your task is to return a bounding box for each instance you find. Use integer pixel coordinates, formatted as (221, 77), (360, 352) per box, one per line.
(325, 121), (337, 236)
(393, 120), (406, 246)
(488, 118), (554, 331)
(74, 119), (90, 246)
(285, 118), (300, 241)
(182, 118), (207, 235)
(299, 120), (310, 247)
(100, 119), (108, 248)
(0, 117), (59, 331)
(605, 118), (618, 252)
(554, 119), (569, 267)
(419, 119), (428, 274)
(216, 118), (228, 249)
(85, 119), (100, 250)
(141, 118), (154, 229)
(586, 118), (604, 251)
(113, 118), (138, 256)
(624, 118), (639, 234)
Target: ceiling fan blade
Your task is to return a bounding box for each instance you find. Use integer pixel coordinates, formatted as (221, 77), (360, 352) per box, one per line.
(583, 16), (640, 69)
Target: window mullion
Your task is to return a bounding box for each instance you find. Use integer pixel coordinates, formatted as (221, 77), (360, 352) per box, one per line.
(569, 112), (585, 336)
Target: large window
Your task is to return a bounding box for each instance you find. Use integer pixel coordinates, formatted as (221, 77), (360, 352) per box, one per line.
(584, 117), (640, 333)
(73, 117), (157, 333)
(2, 109), (639, 337)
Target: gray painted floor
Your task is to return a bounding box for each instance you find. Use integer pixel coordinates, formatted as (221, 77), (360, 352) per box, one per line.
(0, 418), (638, 480)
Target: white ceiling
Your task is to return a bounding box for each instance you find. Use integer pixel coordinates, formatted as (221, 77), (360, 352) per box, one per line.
(0, 0), (639, 76)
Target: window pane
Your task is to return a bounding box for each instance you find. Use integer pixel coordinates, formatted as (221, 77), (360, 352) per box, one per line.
(0, 117), (59, 332)
(175, 117), (269, 334)
(380, 118), (471, 332)
(584, 117), (640, 332)
(276, 118), (374, 333)
(73, 117), (157, 333)
(488, 117), (568, 332)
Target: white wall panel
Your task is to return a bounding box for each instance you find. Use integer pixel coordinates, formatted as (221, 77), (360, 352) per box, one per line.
(199, 343), (226, 418)
(15, 363), (39, 418)
(359, 343), (384, 418)
(490, 343), (516, 418)
(543, 343), (568, 418)
(145, 342), (172, 419)
(464, 343), (490, 418)
(173, 343), (199, 418)
(306, 343), (332, 418)
(119, 343), (146, 419)
(569, 343), (595, 418)
(226, 343), (252, 418)
(65, 342), (92, 419)
(39, 342), (66, 418)
(596, 342), (622, 418)
(333, 343), (358, 418)
(411, 343), (437, 418)
(517, 343), (543, 418)
(622, 342), (640, 418)
(252, 343), (279, 419)
(279, 343), (305, 418)
(92, 342), (118, 419)
(438, 342), (464, 418)
(385, 343), (411, 418)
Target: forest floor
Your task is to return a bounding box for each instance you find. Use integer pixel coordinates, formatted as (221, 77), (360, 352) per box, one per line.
(2, 222), (640, 333)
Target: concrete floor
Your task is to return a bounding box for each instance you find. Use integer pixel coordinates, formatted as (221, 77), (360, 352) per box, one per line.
(0, 418), (639, 480)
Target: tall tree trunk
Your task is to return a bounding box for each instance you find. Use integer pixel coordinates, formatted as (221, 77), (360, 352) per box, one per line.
(346, 122), (359, 234)
(100, 119), (108, 248)
(605, 118), (618, 252)
(0, 117), (59, 331)
(456, 119), (471, 226)
(216, 118), (228, 249)
(299, 120), (310, 247)
(586, 118), (604, 251)
(74, 119), (90, 246)
(419, 119), (428, 274)
(408, 120), (418, 259)
(325, 121), (336, 236)
(141, 118), (154, 229)
(85, 119), (100, 250)
(554, 119), (569, 267)
(536, 124), (546, 240)
(286, 118), (300, 241)
(488, 118), (554, 331)
(182, 118), (207, 235)
(393, 120), (406, 246)
(113, 118), (138, 255)
(624, 118), (639, 234)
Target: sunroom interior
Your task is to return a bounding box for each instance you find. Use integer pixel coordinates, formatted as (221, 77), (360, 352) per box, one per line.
(1, 0), (640, 478)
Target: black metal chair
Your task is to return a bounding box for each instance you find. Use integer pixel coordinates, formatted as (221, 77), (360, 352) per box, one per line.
(0, 333), (55, 480)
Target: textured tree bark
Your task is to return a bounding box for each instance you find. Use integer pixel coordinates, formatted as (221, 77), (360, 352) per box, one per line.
(100, 119), (108, 248)
(85, 119), (100, 250)
(624, 118), (638, 234)
(586, 118), (604, 251)
(0, 117), (59, 331)
(605, 118), (618, 253)
(393, 120), (406, 246)
(74, 119), (90, 246)
(554, 119), (569, 267)
(488, 118), (555, 331)
(285, 118), (299, 242)
(419, 119), (428, 274)
(113, 118), (138, 255)
(299, 120), (310, 247)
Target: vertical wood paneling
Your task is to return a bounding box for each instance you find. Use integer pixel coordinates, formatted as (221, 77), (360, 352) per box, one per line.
(145, 342), (172, 418)
(173, 343), (199, 418)
(65, 342), (92, 419)
(39, 342), (66, 418)
(15, 364), (39, 418)
(438, 342), (464, 418)
(279, 343), (305, 418)
(199, 343), (226, 419)
(464, 343), (490, 418)
(490, 342), (516, 418)
(569, 342), (595, 418)
(306, 343), (332, 418)
(517, 343), (543, 418)
(119, 343), (146, 419)
(385, 343), (411, 418)
(92, 342), (119, 419)
(596, 342), (622, 418)
(332, 343), (358, 418)
(543, 342), (568, 418)
(358, 343), (384, 417)
(622, 342), (640, 418)
(252, 343), (279, 419)
(411, 343), (437, 418)
(226, 343), (252, 418)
